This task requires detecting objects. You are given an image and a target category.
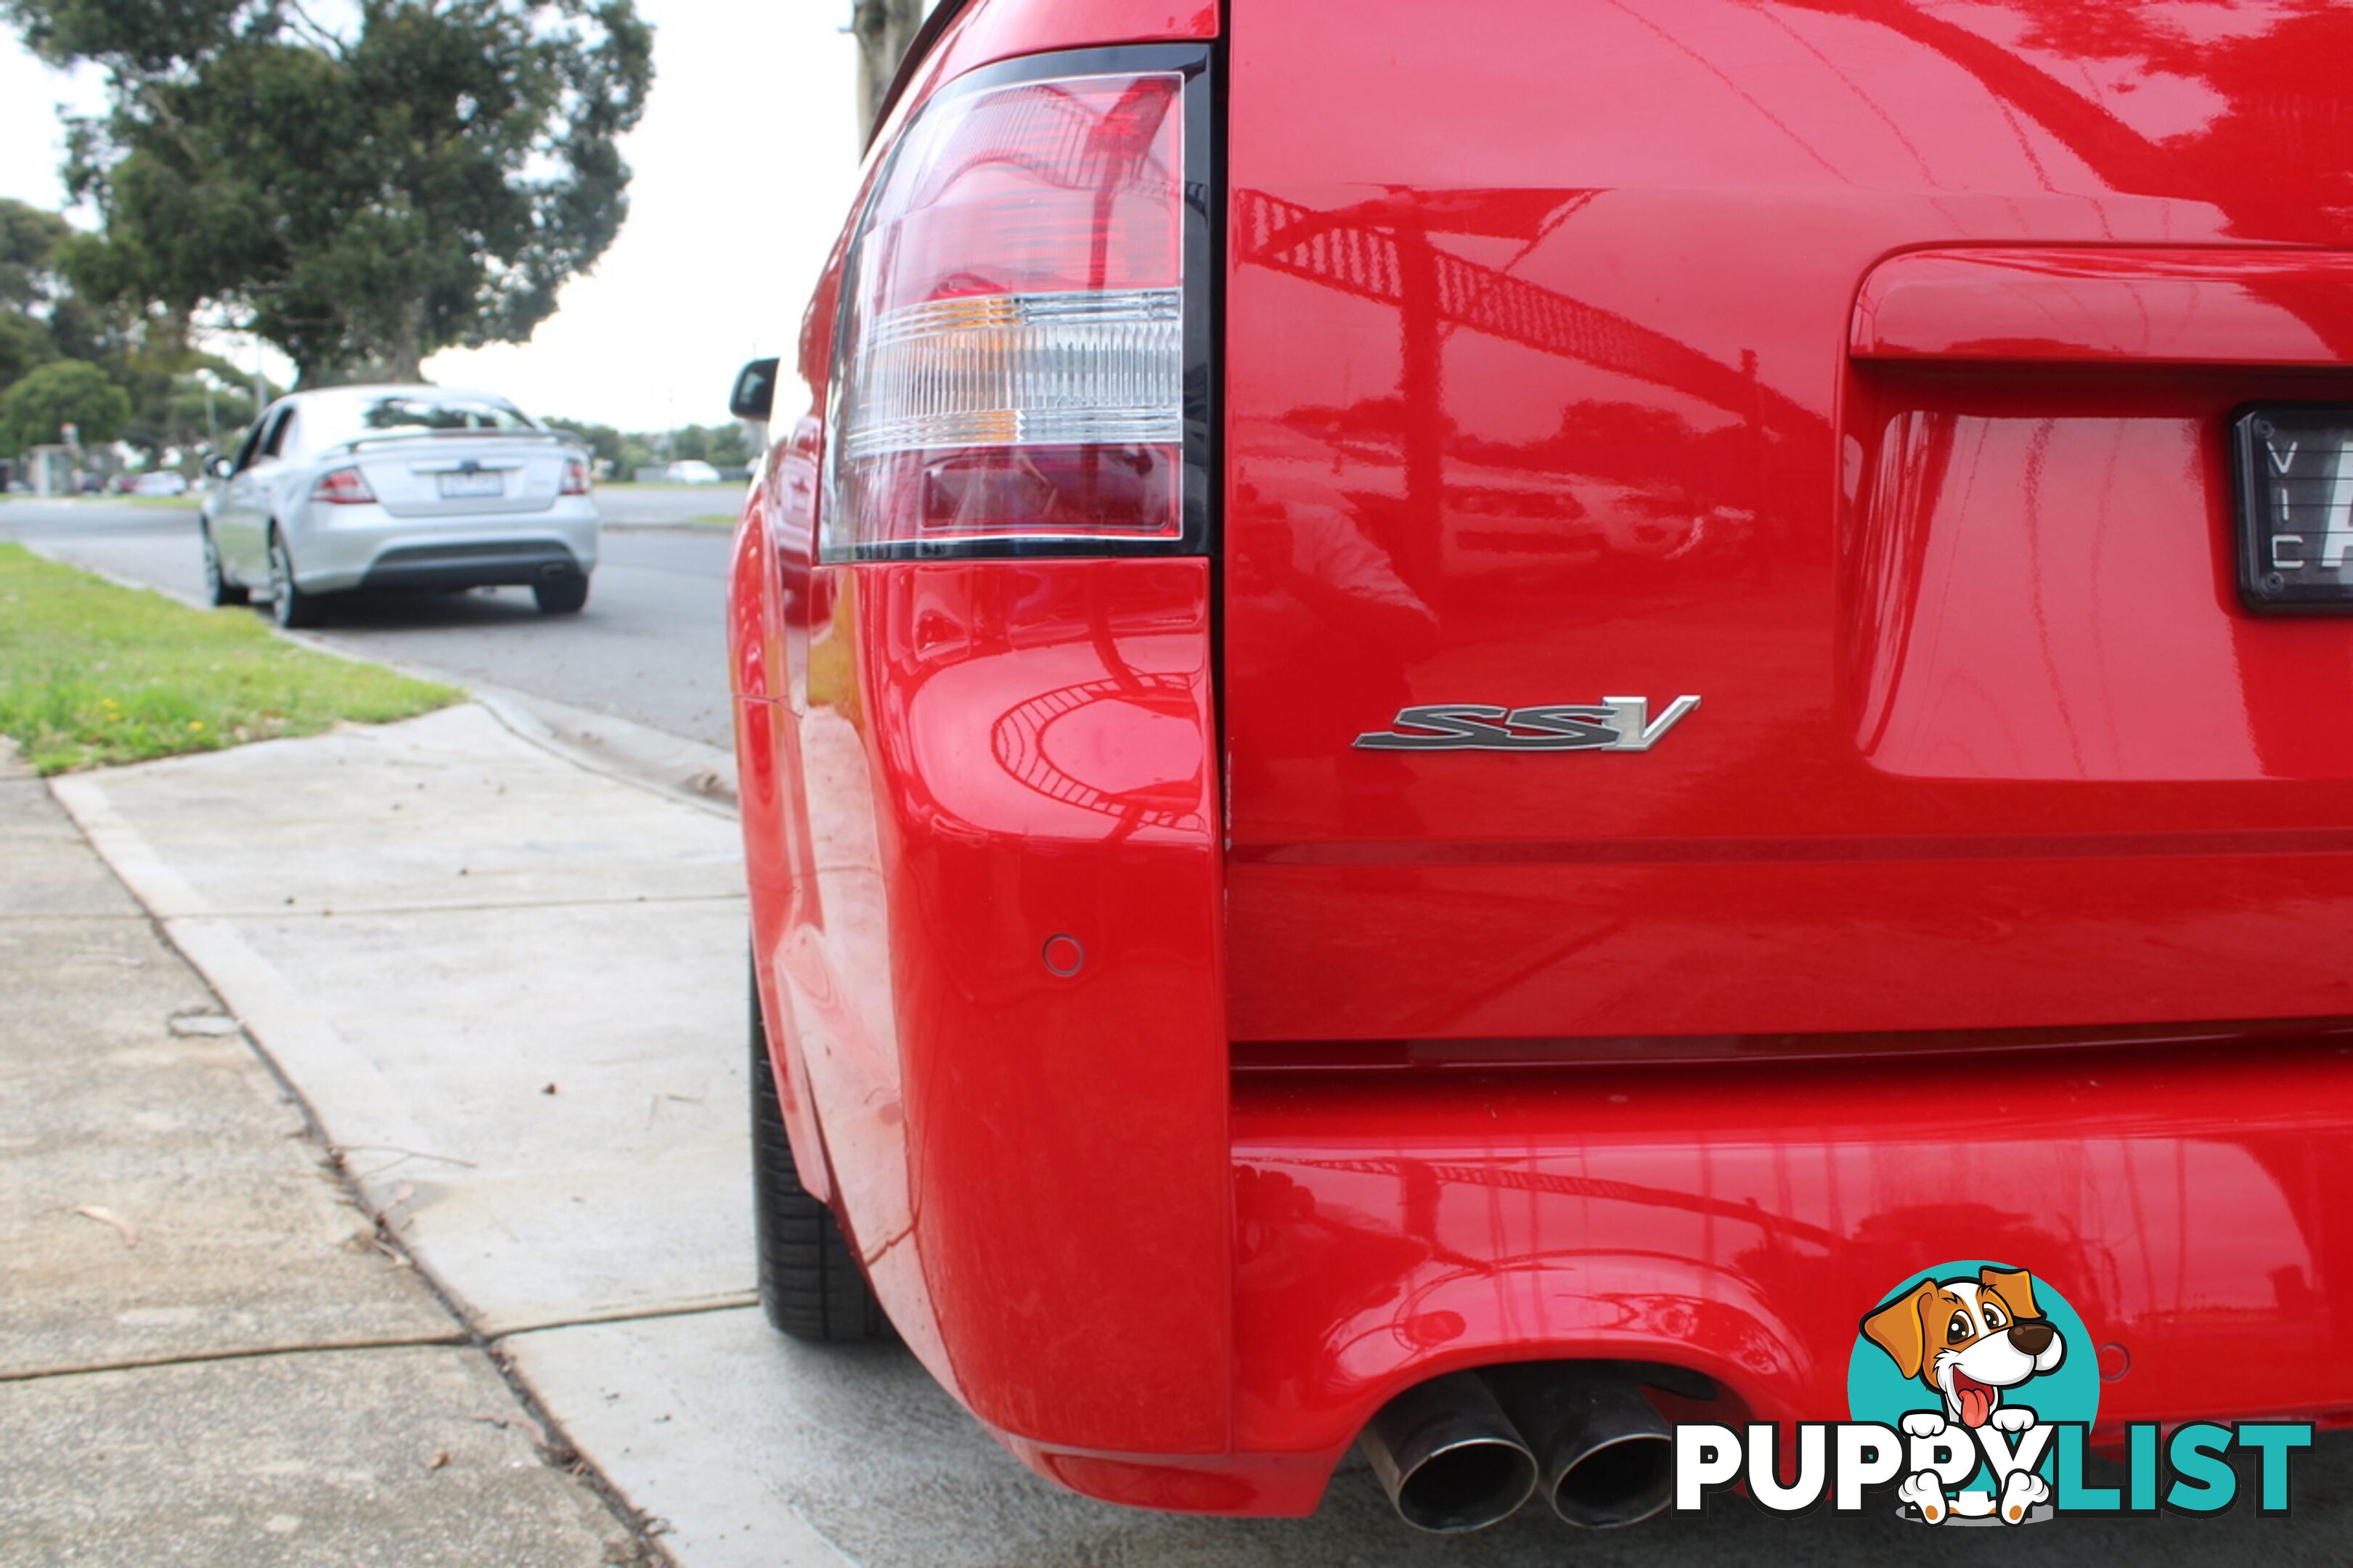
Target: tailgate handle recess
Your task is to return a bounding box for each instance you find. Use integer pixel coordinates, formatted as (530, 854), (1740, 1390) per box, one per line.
(1851, 248), (2353, 367)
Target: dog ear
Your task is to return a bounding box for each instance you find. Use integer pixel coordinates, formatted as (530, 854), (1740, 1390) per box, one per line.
(1980, 1265), (2041, 1321)
(1862, 1281), (1937, 1379)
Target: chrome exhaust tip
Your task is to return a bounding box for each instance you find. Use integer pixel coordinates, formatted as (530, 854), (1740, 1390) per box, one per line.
(1358, 1370), (1539, 1533)
(1488, 1364), (1675, 1529)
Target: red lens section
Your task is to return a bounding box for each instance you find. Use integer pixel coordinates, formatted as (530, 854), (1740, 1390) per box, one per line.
(843, 444), (1180, 544)
(866, 74), (1182, 312)
(310, 467), (375, 505)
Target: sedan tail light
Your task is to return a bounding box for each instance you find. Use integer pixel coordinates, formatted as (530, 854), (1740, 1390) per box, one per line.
(310, 466), (377, 506)
(824, 49), (1211, 561)
(561, 457), (591, 496)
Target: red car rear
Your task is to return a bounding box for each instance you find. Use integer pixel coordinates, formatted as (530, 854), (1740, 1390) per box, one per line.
(727, 0), (2353, 1532)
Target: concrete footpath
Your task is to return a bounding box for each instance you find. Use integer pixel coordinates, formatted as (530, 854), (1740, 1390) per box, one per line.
(22, 706), (2353, 1568)
(0, 739), (649, 1566)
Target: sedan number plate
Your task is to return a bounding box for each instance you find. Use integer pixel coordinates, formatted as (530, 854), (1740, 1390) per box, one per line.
(2235, 404), (2353, 612)
(436, 469), (505, 499)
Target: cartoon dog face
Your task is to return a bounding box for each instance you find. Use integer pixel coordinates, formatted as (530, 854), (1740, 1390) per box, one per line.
(1861, 1266), (2065, 1429)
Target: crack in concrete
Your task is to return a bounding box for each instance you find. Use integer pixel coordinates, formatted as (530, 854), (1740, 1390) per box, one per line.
(0, 1331), (476, 1386)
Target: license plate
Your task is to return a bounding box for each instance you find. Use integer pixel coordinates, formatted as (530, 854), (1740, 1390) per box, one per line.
(436, 469), (505, 499)
(2235, 404), (2353, 612)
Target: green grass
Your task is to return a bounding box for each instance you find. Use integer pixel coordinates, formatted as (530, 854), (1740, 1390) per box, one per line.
(0, 544), (461, 775)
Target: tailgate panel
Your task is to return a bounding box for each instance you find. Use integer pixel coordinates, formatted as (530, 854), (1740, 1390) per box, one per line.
(354, 439), (571, 518)
(1220, 0), (2353, 1044)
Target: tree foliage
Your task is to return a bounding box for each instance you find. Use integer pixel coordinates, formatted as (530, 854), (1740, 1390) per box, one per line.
(1, 198), (72, 399)
(0, 198), (73, 310)
(1, 358), (131, 454)
(7, 0), (655, 385)
(544, 415), (751, 478)
(542, 414), (619, 467)
(669, 420), (749, 467)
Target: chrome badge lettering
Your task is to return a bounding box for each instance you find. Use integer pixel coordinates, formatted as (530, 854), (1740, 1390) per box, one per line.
(1353, 695), (1700, 752)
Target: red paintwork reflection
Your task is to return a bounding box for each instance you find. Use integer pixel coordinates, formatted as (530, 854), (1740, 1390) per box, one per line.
(1846, 379), (2353, 782)
(1231, 1042), (2353, 1451)
(1223, 0), (2353, 1043)
(778, 559), (1233, 1455)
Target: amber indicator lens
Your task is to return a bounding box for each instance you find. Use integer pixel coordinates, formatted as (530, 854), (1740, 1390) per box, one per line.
(2235, 405), (2353, 612)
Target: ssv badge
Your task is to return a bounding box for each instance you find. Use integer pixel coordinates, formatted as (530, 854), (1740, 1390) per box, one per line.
(1354, 695), (1700, 752)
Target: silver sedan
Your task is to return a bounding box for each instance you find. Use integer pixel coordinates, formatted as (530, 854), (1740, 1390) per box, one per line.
(201, 385), (600, 627)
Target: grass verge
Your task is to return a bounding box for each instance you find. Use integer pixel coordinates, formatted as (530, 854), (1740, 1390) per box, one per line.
(0, 544), (462, 775)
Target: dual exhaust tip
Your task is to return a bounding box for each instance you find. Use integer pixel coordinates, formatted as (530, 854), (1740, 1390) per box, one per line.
(1359, 1363), (1690, 1533)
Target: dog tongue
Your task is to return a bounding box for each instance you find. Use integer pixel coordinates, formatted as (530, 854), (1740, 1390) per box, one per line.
(1957, 1381), (1993, 1429)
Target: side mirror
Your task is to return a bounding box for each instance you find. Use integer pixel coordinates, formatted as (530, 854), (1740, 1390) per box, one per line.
(204, 454), (235, 480)
(729, 357), (779, 422)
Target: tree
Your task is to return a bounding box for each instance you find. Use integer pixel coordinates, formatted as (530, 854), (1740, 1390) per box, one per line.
(7, 1), (656, 385)
(0, 198), (72, 310)
(699, 420), (749, 468)
(1, 198), (70, 398)
(0, 358), (131, 454)
(119, 359), (260, 468)
(0, 311), (57, 393)
(543, 414), (620, 470)
(850, 0), (926, 133)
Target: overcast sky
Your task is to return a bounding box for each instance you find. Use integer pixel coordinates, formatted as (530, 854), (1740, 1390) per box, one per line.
(0, 3), (869, 432)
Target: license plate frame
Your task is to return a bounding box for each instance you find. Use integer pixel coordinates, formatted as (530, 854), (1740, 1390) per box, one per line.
(436, 467), (506, 500)
(2234, 403), (2353, 613)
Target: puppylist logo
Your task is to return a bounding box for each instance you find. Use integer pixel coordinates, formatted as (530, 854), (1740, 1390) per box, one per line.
(1673, 1261), (2316, 1523)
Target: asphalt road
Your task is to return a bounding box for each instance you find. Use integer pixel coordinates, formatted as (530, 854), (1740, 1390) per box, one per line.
(588, 481), (749, 528)
(1, 495), (739, 749)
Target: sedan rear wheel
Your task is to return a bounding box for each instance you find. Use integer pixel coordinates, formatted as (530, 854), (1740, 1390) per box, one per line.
(201, 526), (249, 607)
(533, 573), (590, 616)
(268, 528), (327, 629)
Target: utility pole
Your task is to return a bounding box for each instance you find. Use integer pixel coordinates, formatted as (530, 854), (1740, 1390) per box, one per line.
(850, 0), (928, 134)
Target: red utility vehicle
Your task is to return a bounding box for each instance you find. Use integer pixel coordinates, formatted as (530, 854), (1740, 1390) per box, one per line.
(727, 0), (2353, 1531)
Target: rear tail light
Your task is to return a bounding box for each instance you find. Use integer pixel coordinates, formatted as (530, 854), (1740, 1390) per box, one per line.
(311, 466), (376, 506)
(561, 457), (590, 496)
(823, 49), (1210, 561)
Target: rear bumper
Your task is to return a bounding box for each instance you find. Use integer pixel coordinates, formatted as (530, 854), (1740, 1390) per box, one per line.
(742, 558), (2353, 1514)
(1003, 1039), (2353, 1514)
(285, 499), (598, 592)
(357, 539), (587, 591)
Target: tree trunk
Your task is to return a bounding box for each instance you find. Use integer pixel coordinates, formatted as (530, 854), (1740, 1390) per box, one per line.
(851, 0), (929, 136)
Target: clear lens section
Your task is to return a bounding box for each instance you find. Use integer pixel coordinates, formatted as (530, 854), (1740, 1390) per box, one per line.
(842, 289), (1182, 460)
(826, 69), (1188, 558)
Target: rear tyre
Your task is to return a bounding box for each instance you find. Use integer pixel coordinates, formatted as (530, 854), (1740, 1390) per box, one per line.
(200, 526), (249, 607)
(751, 957), (889, 1342)
(267, 528), (327, 629)
(533, 573), (590, 615)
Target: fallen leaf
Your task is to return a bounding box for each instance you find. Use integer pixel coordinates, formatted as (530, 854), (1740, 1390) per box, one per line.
(425, 1450), (449, 1471)
(71, 1206), (138, 1247)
